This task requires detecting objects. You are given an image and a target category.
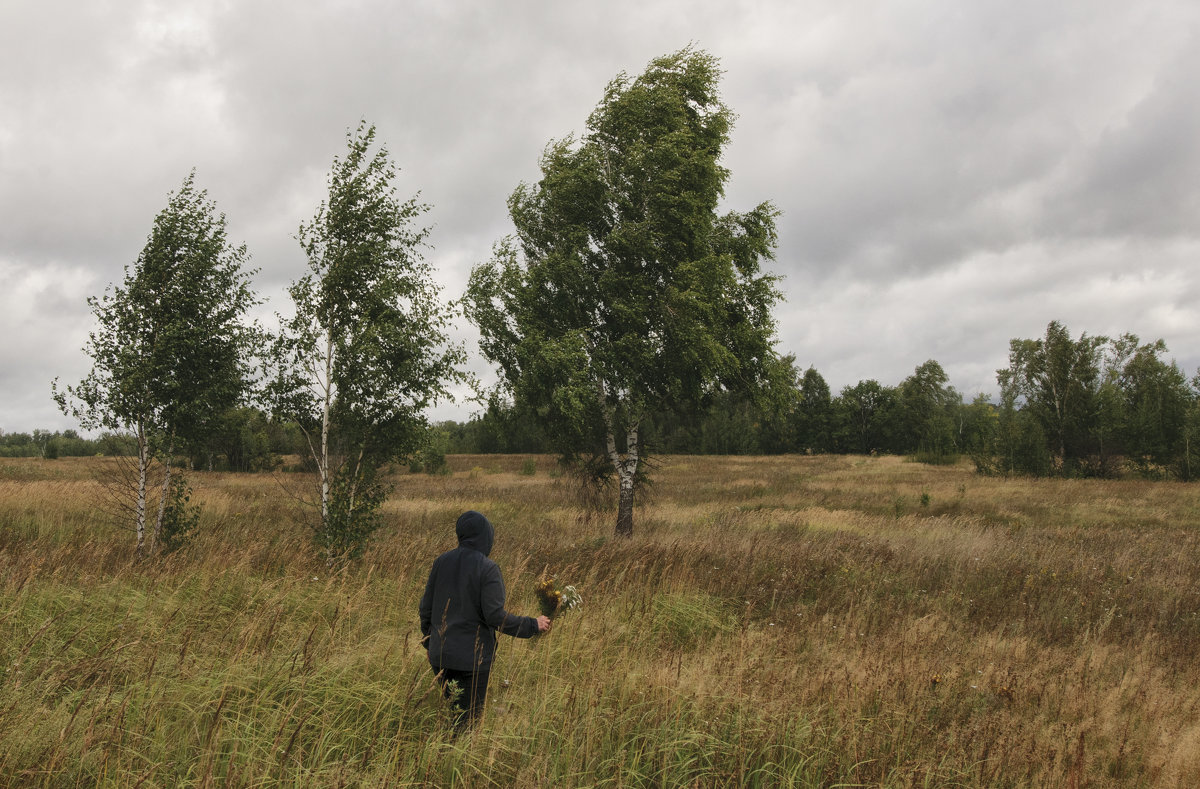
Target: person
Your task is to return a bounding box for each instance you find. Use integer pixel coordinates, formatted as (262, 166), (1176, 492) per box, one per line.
(418, 510), (550, 732)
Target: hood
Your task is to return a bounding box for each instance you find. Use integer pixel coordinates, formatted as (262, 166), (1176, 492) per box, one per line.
(455, 510), (494, 556)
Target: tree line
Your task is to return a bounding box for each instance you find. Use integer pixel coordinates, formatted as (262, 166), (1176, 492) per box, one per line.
(0, 429), (117, 458)
(437, 320), (1200, 482)
(31, 313), (1196, 485)
(33, 315), (1194, 482)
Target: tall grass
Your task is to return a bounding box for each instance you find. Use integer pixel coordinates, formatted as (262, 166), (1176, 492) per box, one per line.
(2, 454), (1200, 786)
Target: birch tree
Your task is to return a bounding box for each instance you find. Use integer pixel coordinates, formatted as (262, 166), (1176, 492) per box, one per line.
(997, 321), (1107, 473)
(466, 48), (783, 537)
(54, 172), (258, 552)
(795, 367), (834, 454)
(1102, 334), (1194, 476)
(897, 360), (961, 458)
(269, 122), (465, 561)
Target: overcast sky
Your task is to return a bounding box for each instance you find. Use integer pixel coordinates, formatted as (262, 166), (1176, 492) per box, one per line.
(4, 0), (1199, 433)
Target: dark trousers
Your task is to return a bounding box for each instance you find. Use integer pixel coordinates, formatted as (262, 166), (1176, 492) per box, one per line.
(434, 666), (490, 732)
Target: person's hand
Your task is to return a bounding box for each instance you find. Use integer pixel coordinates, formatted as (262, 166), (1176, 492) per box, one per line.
(536, 615), (552, 633)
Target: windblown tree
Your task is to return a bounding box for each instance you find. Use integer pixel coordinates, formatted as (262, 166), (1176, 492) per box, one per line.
(1103, 334), (1196, 477)
(833, 380), (897, 454)
(54, 173), (259, 552)
(751, 353), (803, 455)
(997, 321), (1107, 474)
(795, 366), (834, 453)
(990, 322), (1200, 478)
(466, 48), (784, 537)
(269, 122), (465, 561)
(896, 360), (961, 459)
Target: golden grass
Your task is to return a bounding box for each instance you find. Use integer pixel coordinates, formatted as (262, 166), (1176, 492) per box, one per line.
(3, 454), (1200, 786)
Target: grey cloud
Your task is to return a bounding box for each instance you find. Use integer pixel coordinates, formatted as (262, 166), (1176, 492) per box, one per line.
(4, 0), (1200, 432)
(1056, 39), (1200, 239)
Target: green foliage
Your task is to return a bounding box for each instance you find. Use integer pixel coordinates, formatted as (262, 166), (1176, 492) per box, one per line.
(0, 430), (100, 458)
(54, 172), (259, 445)
(1105, 334), (1195, 477)
(52, 172), (259, 550)
(412, 426), (450, 475)
(987, 322), (1199, 478)
(437, 317), (1196, 481)
(439, 394), (550, 454)
(268, 122), (465, 559)
(997, 321), (1107, 474)
(316, 465), (388, 561)
(959, 393), (997, 461)
(794, 366), (834, 453)
(158, 472), (200, 553)
(466, 48), (783, 535)
(1180, 396), (1200, 482)
(98, 432), (139, 457)
(896, 359), (961, 459)
(832, 379), (898, 454)
(974, 381), (1054, 476)
(646, 391), (766, 455)
(189, 407), (276, 472)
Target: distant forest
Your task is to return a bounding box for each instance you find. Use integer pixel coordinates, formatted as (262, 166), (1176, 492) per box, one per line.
(11, 321), (1199, 481)
(439, 320), (1200, 481)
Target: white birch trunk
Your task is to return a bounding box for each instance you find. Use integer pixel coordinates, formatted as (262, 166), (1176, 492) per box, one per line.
(346, 448), (364, 520)
(320, 327), (333, 528)
(607, 421), (639, 538)
(598, 381), (639, 537)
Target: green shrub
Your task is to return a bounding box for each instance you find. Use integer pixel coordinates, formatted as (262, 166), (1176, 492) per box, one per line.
(158, 472), (199, 553)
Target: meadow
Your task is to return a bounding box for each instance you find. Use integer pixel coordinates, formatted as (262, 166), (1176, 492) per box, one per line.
(2, 453), (1200, 787)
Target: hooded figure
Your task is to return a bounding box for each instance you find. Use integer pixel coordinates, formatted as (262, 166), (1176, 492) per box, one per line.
(419, 511), (549, 730)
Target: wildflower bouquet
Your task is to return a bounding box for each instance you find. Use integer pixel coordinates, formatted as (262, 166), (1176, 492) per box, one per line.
(534, 576), (582, 619)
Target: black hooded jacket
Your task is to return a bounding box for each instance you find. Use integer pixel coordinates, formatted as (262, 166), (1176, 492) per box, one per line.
(418, 511), (539, 672)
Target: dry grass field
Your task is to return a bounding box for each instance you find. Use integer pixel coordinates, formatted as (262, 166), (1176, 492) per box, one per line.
(2, 453), (1200, 787)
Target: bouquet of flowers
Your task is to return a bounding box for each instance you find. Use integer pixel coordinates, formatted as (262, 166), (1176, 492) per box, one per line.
(534, 576), (582, 619)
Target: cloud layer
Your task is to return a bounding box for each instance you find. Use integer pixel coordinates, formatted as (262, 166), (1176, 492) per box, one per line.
(4, 0), (1199, 431)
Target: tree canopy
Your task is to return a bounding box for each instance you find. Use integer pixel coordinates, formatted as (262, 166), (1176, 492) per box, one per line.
(467, 48), (784, 535)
